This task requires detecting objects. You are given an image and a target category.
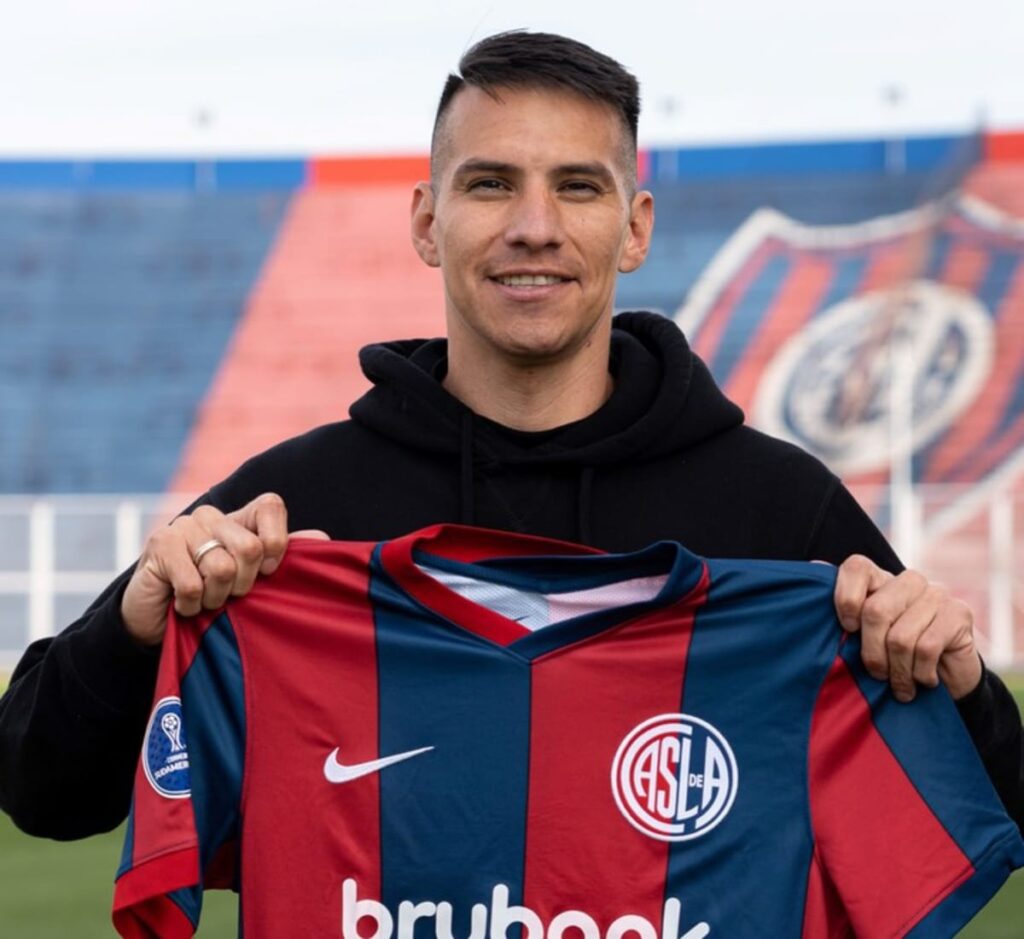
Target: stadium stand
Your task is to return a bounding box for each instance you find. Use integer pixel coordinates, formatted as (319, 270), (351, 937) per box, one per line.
(0, 133), (1022, 665)
(170, 184), (444, 494)
(0, 189), (290, 492)
(0, 137), (991, 495)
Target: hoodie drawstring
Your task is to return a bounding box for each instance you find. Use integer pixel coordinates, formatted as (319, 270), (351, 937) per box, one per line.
(577, 466), (594, 544)
(461, 411), (595, 544)
(459, 411), (475, 525)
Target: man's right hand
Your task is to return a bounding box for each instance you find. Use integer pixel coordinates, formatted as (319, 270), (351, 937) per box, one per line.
(121, 492), (326, 646)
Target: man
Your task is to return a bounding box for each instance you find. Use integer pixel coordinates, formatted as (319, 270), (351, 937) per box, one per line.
(0, 30), (1020, 841)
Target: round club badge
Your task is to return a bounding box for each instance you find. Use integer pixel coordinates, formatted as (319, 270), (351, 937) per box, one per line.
(143, 696), (191, 799)
(754, 280), (993, 475)
(612, 713), (738, 841)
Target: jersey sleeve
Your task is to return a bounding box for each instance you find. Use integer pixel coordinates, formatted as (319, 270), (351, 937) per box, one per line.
(112, 609), (246, 938)
(804, 636), (1024, 938)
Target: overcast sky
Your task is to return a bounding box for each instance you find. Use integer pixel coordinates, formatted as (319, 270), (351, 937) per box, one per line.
(1, 0), (1021, 156)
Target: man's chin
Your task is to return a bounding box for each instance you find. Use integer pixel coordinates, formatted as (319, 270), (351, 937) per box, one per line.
(492, 330), (593, 367)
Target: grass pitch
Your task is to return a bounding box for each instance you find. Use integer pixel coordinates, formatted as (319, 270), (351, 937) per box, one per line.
(959, 675), (1024, 936)
(0, 679), (1021, 935)
(0, 815), (237, 936)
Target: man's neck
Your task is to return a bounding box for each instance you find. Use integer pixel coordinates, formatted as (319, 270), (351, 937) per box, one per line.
(443, 338), (614, 432)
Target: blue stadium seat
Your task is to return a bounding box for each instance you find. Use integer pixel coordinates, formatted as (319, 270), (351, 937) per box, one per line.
(0, 192), (290, 492)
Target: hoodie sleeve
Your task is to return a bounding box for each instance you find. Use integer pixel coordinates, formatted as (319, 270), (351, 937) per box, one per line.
(0, 457), (297, 840)
(0, 568), (160, 839)
(0, 491), (218, 840)
(806, 477), (1024, 837)
(802, 477), (903, 571)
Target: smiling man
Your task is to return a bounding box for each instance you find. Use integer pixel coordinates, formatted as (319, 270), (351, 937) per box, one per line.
(413, 81), (652, 431)
(0, 29), (1020, 862)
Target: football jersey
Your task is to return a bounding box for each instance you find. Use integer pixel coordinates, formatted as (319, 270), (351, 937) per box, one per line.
(113, 525), (1024, 938)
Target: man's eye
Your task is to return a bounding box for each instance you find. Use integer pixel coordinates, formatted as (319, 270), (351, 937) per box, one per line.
(468, 178), (509, 192)
(561, 180), (602, 196)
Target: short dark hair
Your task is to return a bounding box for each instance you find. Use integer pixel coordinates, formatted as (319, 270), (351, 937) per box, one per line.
(431, 31), (640, 182)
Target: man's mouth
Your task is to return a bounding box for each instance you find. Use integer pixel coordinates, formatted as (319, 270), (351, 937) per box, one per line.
(493, 274), (569, 286)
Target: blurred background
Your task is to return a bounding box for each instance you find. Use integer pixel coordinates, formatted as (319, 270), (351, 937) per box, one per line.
(0, 1), (1022, 934)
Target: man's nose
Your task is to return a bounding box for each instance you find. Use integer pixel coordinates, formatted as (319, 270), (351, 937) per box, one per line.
(503, 185), (564, 250)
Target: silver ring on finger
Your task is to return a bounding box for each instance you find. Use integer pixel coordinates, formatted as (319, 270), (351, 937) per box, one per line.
(192, 538), (226, 568)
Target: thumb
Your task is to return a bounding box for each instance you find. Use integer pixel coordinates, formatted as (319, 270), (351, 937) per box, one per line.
(834, 554), (893, 633)
(288, 529), (330, 541)
(260, 529), (330, 576)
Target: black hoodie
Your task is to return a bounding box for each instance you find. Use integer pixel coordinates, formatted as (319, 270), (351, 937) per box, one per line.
(0, 312), (1020, 839)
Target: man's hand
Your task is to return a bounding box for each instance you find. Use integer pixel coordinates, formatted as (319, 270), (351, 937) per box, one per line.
(121, 492), (328, 646)
(834, 555), (983, 702)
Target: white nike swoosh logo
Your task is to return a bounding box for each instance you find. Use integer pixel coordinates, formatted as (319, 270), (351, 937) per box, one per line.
(323, 745), (434, 784)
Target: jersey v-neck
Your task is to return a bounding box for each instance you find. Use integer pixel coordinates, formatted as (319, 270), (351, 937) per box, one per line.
(376, 524), (708, 658)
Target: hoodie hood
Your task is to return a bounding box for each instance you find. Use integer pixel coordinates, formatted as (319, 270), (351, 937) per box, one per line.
(350, 311), (744, 542)
(350, 311), (744, 468)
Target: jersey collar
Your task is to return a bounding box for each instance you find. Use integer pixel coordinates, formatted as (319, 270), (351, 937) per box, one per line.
(378, 524), (708, 656)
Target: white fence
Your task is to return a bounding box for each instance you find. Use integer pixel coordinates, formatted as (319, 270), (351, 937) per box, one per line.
(0, 489), (1021, 671)
(0, 495), (191, 669)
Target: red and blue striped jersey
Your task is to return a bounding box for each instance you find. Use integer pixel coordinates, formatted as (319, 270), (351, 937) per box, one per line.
(113, 525), (1024, 938)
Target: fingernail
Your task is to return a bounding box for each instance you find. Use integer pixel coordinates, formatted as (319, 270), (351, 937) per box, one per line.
(895, 690), (913, 703)
(260, 558), (279, 575)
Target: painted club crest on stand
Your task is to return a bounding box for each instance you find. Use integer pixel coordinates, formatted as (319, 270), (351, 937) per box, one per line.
(143, 696), (191, 798)
(675, 195), (1024, 536)
(755, 280), (993, 475)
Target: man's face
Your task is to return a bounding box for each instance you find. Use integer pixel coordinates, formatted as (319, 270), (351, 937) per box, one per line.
(411, 85), (653, 367)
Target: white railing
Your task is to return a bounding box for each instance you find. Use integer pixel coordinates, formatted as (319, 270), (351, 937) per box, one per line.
(0, 489), (1021, 670)
(0, 494), (190, 669)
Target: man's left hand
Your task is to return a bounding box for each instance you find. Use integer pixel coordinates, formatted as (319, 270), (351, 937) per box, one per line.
(833, 555), (983, 702)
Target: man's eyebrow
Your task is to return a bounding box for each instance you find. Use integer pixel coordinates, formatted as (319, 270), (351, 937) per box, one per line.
(451, 159), (520, 178)
(554, 162), (616, 185)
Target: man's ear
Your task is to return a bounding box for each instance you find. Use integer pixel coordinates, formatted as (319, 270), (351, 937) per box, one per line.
(410, 181), (440, 268)
(618, 190), (654, 274)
